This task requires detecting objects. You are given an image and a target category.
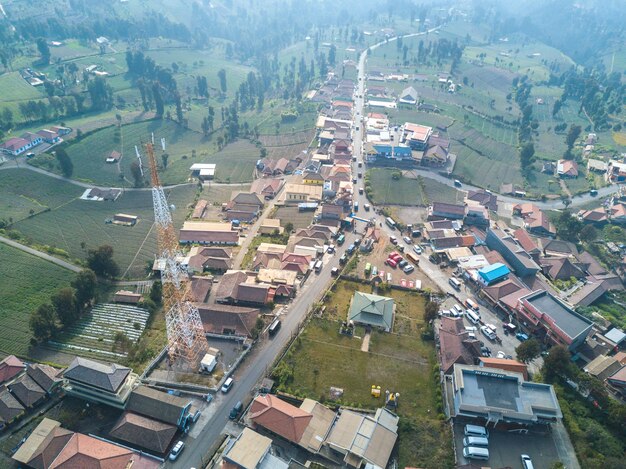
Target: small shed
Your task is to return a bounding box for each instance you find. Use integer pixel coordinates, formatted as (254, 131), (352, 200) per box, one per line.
(113, 290), (142, 304)
(200, 353), (217, 373)
(113, 213), (138, 226)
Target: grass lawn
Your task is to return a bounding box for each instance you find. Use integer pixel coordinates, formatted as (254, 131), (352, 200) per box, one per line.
(273, 206), (315, 230)
(13, 183), (197, 279)
(0, 243), (76, 357)
(0, 169), (83, 223)
(365, 168), (460, 206)
(273, 279), (453, 467)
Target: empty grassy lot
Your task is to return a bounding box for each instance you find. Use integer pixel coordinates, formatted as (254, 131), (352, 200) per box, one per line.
(13, 183), (197, 279)
(273, 206), (315, 230)
(0, 169), (82, 223)
(366, 168), (460, 206)
(273, 279), (453, 467)
(0, 243), (76, 357)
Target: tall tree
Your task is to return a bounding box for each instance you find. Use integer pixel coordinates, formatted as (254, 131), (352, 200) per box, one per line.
(29, 303), (58, 342)
(71, 269), (97, 310)
(55, 148), (73, 177)
(515, 338), (541, 363)
(51, 287), (79, 326)
(149, 280), (162, 305)
(542, 345), (575, 381)
(217, 69), (227, 94)
(565, 124), (582, 150)
(87, 245), (119, 278)
(519, 142), (535, 172)
(87, 76), (113, 111)
(36, 37), (51, 64)
(130, 161), (143, 187)
(152, 82), (164, 117)
(328, 44), (336, 66)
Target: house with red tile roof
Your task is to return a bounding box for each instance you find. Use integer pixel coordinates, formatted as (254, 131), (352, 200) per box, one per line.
(557, 159), (579, 178)
(0, 355), (25, 385)
(249, 394), (313, 444)
(197, 304), (260, 337)
(437, 317), (481, 374)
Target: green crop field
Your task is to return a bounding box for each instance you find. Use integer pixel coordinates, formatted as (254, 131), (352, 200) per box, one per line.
(0, 243), (76, 357)
(29, 120), (260, 185)
(14, 183), (197, 279)
(366, 168), (461, 206)
(0, 169), (82, 223)
(0, 72), (44, 101)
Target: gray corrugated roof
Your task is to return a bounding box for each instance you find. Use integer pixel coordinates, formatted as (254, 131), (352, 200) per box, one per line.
(63, 357), (130, 393)
(526, 291), (592, 340)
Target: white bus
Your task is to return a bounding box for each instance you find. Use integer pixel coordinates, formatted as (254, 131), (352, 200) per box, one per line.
(385, 217), (396, 229)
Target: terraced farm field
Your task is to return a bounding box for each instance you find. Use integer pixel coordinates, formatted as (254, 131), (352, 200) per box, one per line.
(48, 303), (150, 360)
(0, 243), (76, 357)
(0, 169), (82, 223)
(14, 184), (197, 279)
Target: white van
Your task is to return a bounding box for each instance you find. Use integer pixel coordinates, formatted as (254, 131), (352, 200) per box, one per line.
(466, 309), (480, 325)
(463, 446), (489, 460)
(464, 424), (489, 438)
(221, 377), (234, 393)
(463, 436), (489, 447)
(465, 298), (479, 311)
(449, 277), (462, 291)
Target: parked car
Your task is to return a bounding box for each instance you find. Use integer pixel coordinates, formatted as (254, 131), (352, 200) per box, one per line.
(398, 259), (408, 268)
(413, 245), (422, 254)
(390, 236), (398, 244)
(521, 454), (534, 469)
(339, 254), (348, 265)
(403, 264), (415, 274)
(496, 351), (506, 359)
(169, 441), (185, 461)
(331, 267), (340, 277)
(480, 346), (492, 357)
(221, 377), (234, 393)
(229, 401), (243, 420)
(403, 236), (412, 244)
(516, 332), (529, 342)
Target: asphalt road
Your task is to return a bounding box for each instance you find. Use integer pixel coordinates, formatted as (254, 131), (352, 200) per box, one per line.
(0, 234), (82, 272)
(168, 233), (358, 468)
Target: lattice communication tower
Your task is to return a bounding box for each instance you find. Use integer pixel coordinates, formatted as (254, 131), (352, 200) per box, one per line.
(145, 143), (208, 366)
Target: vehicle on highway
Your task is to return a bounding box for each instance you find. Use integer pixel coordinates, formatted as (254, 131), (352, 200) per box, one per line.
(454, 179), (462, 187)
(352, 178), (357, 183)
(464, 298), (479, 311)
(359, 187), (364, 195)
(403, 264), (415, 274)
(448, 277), (462, 290)
(413, 245), (422, 254)
(314, 260), (323, 273)
(337, 234), (346, 246)
(385, 217), (397, 229)
(358, 162), (362, 167)
(590, 189), (598, 196)
(403, 236), (412, 244)
(357, 172), (362, 178)
(353, 201), (359, 212)
(339, 254), (348, 265)
(516, 332), (529, 342)
(221, 377), (234, 393)
(169, 441), (185, 461)
(521, 454), (534, 469)
(364, 203), (370, 211)
(480, 325), (497, 341)
(268, 319), (281, 336)
(229, 401), (243, 420)
(327, 244), (335, 254)
(406, 252), (420, 265)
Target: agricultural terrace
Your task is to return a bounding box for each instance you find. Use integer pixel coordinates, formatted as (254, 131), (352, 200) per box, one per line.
(0, 243), (76, 357)
(13, 182), (197, 279)
(29, 120), (262, 185)
(365, 168), (461, 206)
(273, 279), (453, 467)
(0, 72), (46, 123)
(48, 303), (150, 361)
(258, 128), (315, 161)
(0, 169), (82, 223)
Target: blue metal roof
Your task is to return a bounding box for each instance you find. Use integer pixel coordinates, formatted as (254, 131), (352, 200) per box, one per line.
(478, 262), (510, 282)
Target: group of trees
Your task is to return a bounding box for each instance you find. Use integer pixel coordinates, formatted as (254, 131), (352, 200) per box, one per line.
(87, 245), (120, 278)
(513, 76), (537, 175)
(29, 269), (97, 343)
(55, 148), (73, 177)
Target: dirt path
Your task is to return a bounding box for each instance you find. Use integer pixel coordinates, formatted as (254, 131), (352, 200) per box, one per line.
(360, 331), (371, 352)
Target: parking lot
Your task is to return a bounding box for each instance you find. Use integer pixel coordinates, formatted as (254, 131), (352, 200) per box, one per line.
(453, 421), (561, 469)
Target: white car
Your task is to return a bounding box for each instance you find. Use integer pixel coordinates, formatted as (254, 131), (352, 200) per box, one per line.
(169, 441), (185, 461)
(496, 351), (506, 359)
(480, 325), (497, 341)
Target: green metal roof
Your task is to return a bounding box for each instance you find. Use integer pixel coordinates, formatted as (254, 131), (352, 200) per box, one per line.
(348, 292), (395, 331)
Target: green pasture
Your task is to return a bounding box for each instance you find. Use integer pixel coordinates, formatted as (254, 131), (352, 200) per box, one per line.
(366, 168), (460, 206)
(0, 243), (75, 357)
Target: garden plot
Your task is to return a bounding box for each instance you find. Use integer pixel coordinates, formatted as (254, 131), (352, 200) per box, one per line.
(48, 303), (150, 360)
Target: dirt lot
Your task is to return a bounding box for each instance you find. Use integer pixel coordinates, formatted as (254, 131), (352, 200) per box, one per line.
(353, 235), (438, 291)
(273, 206), (315, 230)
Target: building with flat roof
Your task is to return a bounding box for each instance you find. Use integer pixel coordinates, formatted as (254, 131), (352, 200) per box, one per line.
(451, 364), (562, 426)
(516, 290), (593, 351)
(477, 263), (510, 286)
(221, 427), (289, 469)
(485, 228), (540, 278)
